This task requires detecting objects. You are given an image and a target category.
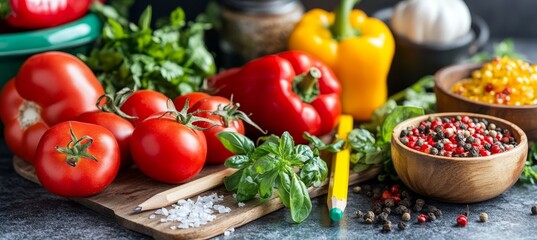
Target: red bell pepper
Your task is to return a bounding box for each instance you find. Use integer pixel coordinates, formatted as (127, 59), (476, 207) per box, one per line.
(207, 51), (341, 143)
(6, 0), (92, 29)
(0, 52), (105, 163)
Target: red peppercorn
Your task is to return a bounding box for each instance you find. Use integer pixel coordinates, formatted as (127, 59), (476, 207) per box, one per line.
(491, 145), (502, 154)
(457, 215), (468, 227)
(462, 116), (470, 123)
(455, 146), (465, 155)
(390, 185), (400, 194)
(444, 143), (454, 151)
(417, 214), (427, 223)
(484, 136), (494, 144)
(484, 84), (494, 92)
(392, 196), (401, 205)
(502, 87), (511, 95)
(381, 190), (392, 200)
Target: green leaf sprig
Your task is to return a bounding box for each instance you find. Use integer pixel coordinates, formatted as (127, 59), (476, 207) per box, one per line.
(217, 131), (328, 223)
(348, 106), (424, 181)
(81, 5), (216, 98)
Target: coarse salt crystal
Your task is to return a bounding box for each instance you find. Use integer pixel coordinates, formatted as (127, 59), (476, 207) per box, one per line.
(148, 214), (156, 219)
(152, 192), (232, 229)
(238, 202), (245, 207)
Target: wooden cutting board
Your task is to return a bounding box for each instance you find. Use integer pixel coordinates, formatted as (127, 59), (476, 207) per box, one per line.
(13, 157), (380, 240)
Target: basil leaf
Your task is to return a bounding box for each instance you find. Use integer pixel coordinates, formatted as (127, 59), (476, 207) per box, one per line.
(300, 156), (328, 187)
(224, 155), (250, 169)
(236, 167), (258, 202)
(277, 171), (292, 208)
(251, 142), (279, 159)
(290, 172), (311, 223)
(352, 163), (371, 173)
(279, 132), (294, 157)
(259, 170), (278, 199)
(348, 129), (376, 151)
(380, 106), (424, 144)
(217, 131), (255, 155)
(253, 155), (277, 174)
(302, 132), (325, 148)
(224, 169), (243, 192)
(169, 7), (185, 27)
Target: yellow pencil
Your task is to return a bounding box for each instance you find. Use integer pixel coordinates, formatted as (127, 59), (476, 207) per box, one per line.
(327, 115), (353, 222)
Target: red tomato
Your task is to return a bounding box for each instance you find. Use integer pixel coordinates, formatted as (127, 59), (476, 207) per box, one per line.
(76, 111), (134, 169)
(35, 121), (120, 197)
(0, 52), (104, 163)
(173, 92), (210, 110)
(119, 90), (169, 126)
(15, 52), (104, 125)
(189, 96), (245, 164)
(130, 112), (207, 184)
(0, 79), (48, 162)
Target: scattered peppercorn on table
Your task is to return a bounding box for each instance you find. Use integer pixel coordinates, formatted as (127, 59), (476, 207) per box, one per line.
(3, 37), (537, 240)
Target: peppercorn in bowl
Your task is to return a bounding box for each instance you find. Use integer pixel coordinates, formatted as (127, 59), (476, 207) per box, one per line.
(391, 113), (528, 203)
(435, 58), (537, 140)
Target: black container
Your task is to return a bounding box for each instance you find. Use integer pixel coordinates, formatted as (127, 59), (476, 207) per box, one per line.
(373, 8), (490, 95)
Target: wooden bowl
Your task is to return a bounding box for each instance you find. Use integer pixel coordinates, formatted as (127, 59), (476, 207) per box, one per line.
(435, 63), (537, 140)
(391, 112), (528, 203)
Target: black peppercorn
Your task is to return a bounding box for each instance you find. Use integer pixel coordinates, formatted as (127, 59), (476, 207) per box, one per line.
(427, 212), (436, 221)
(400, 137), (409, 145)
(532, 206), (537, 215)
(434, 125), (443, 132)
(394, 206), (408, 215)
(398, 222), (407, 230)
(433, 209), (443, 217)
(366, 191), (373, 198)
(383, 220), (392, 232)
(384, 198), (395, 208)
(418, 125), (425, 133)
(383, 207), (391, 215)
(426, 205), (438, 213)
(436, 131), (445, 140)
(377, 212), (389, 224)
(460, 123), (468, 130)
(415, 199), (425, 207)
(464, 143), (472, 151)
(484, 142), (492, 150)
(480, 118), (488, 126)
(430, 147), (439, 155)
(398, 198), (411, 208)
(355, 210), (364, 218)
(362, 184), (372, 193)
(455, 134), (464, 142)
(466, 136), (475, 144)
(413, 205), (422, 212)
(400, 130), (408, 138)
(364, 211), (375, 221)
(473, 118), (479, 123)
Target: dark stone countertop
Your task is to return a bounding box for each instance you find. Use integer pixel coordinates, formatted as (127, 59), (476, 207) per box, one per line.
(2, 39), (537, 240)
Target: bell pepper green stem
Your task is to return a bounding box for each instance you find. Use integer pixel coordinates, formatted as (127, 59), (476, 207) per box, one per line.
(298, 68), (321, 97)
(331, 0), (361, 41)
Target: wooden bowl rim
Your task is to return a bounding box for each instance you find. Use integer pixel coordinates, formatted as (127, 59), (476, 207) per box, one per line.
(434, 62), (537, 109)
(392, 112), (528, 162)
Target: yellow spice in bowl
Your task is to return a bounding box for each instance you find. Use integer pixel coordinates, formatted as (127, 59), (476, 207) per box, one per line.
(451, 57), (537, 105)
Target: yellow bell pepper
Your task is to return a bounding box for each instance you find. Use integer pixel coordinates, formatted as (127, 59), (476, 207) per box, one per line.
(288, 0), (394, 121)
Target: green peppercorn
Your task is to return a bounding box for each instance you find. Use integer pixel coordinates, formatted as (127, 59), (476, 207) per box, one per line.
(479, 212), (488, 222)
(402, 212), (411, 222)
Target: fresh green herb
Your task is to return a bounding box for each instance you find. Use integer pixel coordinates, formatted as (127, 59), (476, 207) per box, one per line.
(520, 142), (537, 184)
(0, 0), (10, 19)
(302, 132), (345, 153)
(217, 131), (328, 223)
(471, 38), (526, 62)
(81, 5), (216, 98)
(361, 76), (435, 132)
(349, 106), (424, 181)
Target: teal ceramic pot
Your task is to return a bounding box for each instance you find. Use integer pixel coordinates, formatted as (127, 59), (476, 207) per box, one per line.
(0, 13), (102, 90)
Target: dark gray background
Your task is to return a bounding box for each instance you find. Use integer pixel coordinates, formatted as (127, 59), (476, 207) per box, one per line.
(129, 0), (537, 38)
